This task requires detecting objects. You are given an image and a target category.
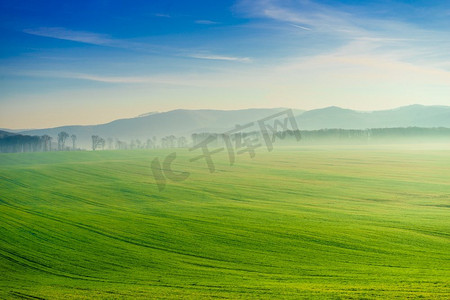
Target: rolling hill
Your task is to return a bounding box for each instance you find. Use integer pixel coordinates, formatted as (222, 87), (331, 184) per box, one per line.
(0, 147), (449, 298)
(11, 105), (450, 149)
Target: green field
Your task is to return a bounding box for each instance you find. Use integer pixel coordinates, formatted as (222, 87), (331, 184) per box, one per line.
(1, 146), (449, 299)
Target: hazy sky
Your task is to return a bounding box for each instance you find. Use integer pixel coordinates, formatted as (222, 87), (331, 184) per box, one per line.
(1, 0), (450, 129)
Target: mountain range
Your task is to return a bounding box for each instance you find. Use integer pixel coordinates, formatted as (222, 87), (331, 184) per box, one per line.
(4, 105), (450, 148)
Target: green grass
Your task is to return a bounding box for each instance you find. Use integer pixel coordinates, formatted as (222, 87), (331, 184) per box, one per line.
(0, 146), (449, 299)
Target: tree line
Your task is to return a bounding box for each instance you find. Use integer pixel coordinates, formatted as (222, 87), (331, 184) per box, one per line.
(0, 131), (190, 153)
(191, 127), (450, 146)
(2, 127), (449, 153)
(0, 130), (79, 153)
(95, 135), (187, 150)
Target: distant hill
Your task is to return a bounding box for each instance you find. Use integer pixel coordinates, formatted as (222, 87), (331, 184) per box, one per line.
(19, 108), (301, 148)
(0, 130), (17, 138)
(297, 105), (450, 130)
(10, 105), (450, 149)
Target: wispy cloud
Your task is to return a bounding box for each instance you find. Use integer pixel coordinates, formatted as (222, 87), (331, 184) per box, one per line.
(235, 0), (358, 35)
(22, 27), (170, 55)
(291, 24), (311, 31)
(9, 70), (222, 87)
(66, 73), (152, 84)
(236, 0), (439, 44)
(22, 27), (252, 65)
(154, 13), (171, 18)
(236, 0), (450, 70)
(23, 27), (114, 46)
(195, 20), (220, 25)
(187, 53), (251, 62)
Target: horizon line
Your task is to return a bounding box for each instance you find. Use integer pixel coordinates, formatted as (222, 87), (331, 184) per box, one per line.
(2, 103), (449, 131)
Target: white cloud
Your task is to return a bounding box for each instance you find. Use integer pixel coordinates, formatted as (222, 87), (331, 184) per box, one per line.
(291, 24), (311, 31)
(23, 27), (113, 46)
(154, 13), (171, 18)
(11, 1), (450, 113)
(236, 0), (450, 71)
(195, 20), (220, 25)
(9, 70), (223, 87)
(22, 27), (251, 64)
(235, 0), (359, 35)
(187, 53), (251, 62)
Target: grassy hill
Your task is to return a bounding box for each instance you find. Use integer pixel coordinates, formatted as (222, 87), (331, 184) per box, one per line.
(0, 147), (449, 299)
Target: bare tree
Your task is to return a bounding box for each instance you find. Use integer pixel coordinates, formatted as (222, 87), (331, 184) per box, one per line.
(146, 138), (153, 149)
(41, 135), (52, 151)
(107, 137), (113, 150)
(92, 135), (104, 151)
(71, 134), (77, 150)
(99, 137), (105, 150)
(57, 131), (69, 151)
(177, 136), (187, 148)
(164, 135), (176, 148)
(92, 135), (98, 151)
(115, 139), (127, 150)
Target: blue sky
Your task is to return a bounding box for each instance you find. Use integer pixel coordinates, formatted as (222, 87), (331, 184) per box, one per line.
(1, 0), (450, 129)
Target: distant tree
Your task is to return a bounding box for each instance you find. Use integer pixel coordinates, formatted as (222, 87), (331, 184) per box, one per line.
(71, 134), (77, 150)
(161, 137), (167, 148)
(146, 138), (154, 149)
(177, 136), (187, 148)
(129, 140), (135, 150)
(41, 135), (52, 151)
(191, 133), (199, 146)
(115, 139), (127, 150)
(92, 135), (104, 151)
(92, 135), (99, 151)
(169, 135), (177, 148)
(107, 137), (113, 150)
(0, 134), (42, 153)
(161, 135), (176, 148)
(57, 131), (69, 151)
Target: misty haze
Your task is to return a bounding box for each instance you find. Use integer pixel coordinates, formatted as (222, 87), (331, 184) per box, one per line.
(1, 1), (449, 299)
